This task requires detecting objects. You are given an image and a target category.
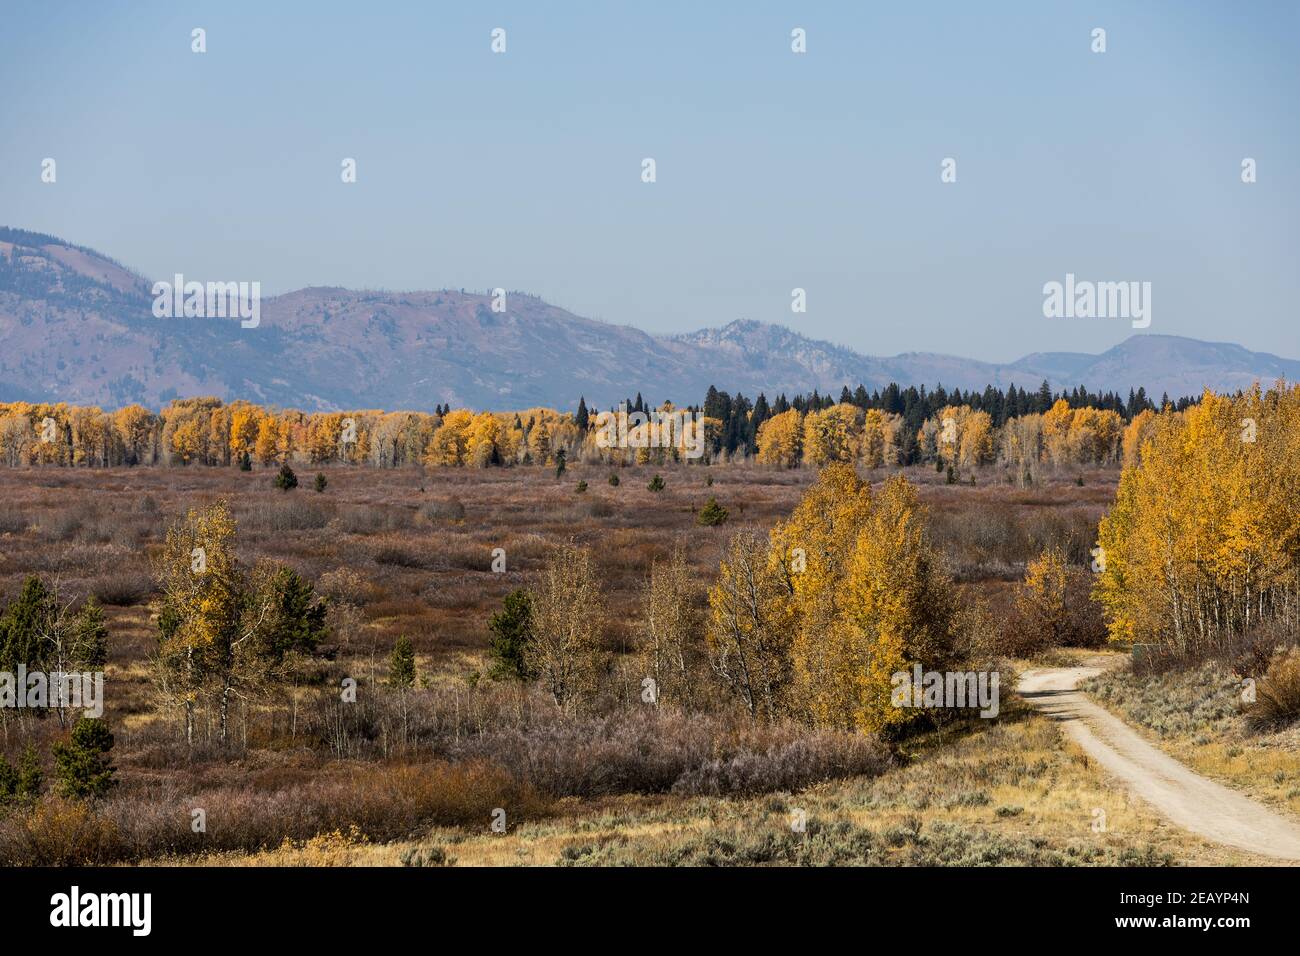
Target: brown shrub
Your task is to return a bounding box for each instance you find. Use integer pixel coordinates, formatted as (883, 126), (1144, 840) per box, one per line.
(372, 541), (436, 569)
(243, 501), (331, 532)
(0, 759), (548, 864)
(0, 797), (126, 866)
(1248, 648), (1300, 732)
(333, 505), (409, 535)
(317, 567), (376, 606)
(0, 506), (28, 534)
(1227, 619), (1300, 678)
(90, 570), (155, 606)
(670, 731), (891, 796)
(447, 706), (890, 798)
(418, 497), (465, 523)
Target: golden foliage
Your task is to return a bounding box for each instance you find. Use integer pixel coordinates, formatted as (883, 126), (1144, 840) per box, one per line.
(801, 403), (861, 466)
(755, 409), (803, 467)
(1096, 385), (1300, 652)
(707, 464), (961, 733)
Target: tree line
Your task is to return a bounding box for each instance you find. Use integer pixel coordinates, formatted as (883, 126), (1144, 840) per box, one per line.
(0, 376), (1197, 472)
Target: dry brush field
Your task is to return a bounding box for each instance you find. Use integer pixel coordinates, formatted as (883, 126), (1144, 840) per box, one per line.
(0, 460), (1115, 681)
(2, 456), (1293, 866)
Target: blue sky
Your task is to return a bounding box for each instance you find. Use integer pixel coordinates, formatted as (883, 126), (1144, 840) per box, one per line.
(1, 1), (1296, 361)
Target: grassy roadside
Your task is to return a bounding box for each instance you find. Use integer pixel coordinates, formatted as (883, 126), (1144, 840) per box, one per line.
(1082, 659), (1300, 821)
(156, 704), (1267, 867)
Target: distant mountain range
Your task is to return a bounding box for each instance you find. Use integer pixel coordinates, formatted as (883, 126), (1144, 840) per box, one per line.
(2, 226), (1297, 413)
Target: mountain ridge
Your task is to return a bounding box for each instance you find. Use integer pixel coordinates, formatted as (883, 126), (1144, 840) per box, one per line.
(1, 227), (1296, 413)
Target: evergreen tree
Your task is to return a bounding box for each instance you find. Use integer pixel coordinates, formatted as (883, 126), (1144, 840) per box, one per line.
(697, 497), (729, 526)
(387, 635), (415, 688)
(488, 589), (534, 681)
(1035, 380), (1054, 413)
(749, 393), (771, 456)
(703, 386), (727, 422)
(252, 566), (329, 665)
(898, 425), (920, 466)
(52, 717), (116, 800)
(0, 576), (54, 672)
(73, 597), (107, 670)
(273, 463), (298, 491)
(726, 395), (751, 455)
(0, 746), (41, 804)
(17, 744), (42, 798)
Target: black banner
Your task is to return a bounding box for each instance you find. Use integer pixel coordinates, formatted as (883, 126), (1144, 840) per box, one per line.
(0, 866), (1276, 942)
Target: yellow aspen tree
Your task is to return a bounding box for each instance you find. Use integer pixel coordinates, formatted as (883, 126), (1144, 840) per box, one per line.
(155, 500), (241, 746)
(466, 412), (503, 467)
(836, 477), (961, 733)
(755, 409), (803, 467)
(254, 414), (280, 465)
(1120, 408), (1157, 467)
(957, 408), (994, 468)
(228, 404), (260, 462)
(1096, 386), (1300, 652)
(802, 403), (860, 466)
(1015, 546), (1070, 649)
(860, 408), (887, 468)
(1041, 399), (1074, 467)
(425, 409), (473, 466)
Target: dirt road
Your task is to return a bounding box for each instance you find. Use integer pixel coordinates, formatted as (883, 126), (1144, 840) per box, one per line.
(1019, 662), (1300, 861)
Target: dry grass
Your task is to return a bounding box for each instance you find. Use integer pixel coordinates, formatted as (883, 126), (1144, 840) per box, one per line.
(172, 708), (1270, 867)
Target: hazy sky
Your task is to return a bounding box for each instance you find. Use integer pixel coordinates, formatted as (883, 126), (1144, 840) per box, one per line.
(2, 1), (1297, 362)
